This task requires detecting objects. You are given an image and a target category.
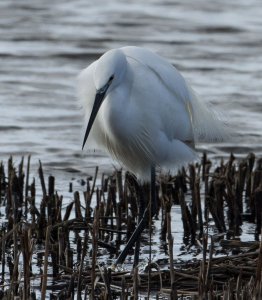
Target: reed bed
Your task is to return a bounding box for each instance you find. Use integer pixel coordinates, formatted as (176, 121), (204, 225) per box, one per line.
(0, 153), (261, 299)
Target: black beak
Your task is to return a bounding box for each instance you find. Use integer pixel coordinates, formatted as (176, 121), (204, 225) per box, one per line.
(82, 88), (107, 150)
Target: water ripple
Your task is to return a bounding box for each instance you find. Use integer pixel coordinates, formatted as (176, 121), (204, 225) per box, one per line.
(0, 0), (261, 177)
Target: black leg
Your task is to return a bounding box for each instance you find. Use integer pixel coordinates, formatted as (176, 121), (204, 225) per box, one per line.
(151, 165), (156, 216)
(114, 206), (148, 265)
(133, 186), (145, 268)
(113, 166), (157, 267)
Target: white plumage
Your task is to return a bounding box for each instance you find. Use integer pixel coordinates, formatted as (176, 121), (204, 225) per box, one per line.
(78, 46), (229, 180)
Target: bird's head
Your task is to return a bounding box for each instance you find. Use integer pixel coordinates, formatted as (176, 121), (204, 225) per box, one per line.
(82, 49), (127, 150)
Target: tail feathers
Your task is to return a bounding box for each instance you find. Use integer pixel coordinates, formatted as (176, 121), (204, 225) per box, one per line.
(187, 86), (232, 143)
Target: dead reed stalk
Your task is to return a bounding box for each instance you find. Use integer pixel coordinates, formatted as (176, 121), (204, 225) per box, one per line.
(0, 153), (261, 299)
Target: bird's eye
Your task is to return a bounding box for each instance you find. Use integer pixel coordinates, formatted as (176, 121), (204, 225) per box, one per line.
(99, 84), (109, 94)
(98, 75), (114, 94)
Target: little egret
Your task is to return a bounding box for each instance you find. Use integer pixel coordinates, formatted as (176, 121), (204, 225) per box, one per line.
(78, 46), (229, 265)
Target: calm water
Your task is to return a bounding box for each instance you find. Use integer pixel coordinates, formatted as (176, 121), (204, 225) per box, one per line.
(1, 0), (262, 182)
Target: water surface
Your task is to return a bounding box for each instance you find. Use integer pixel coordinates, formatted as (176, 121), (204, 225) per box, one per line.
(1, 0), (262, 181)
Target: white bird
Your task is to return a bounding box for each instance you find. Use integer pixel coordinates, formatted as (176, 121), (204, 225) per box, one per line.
(79, 46), (228, 180)
(78, 46), (229, 264)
